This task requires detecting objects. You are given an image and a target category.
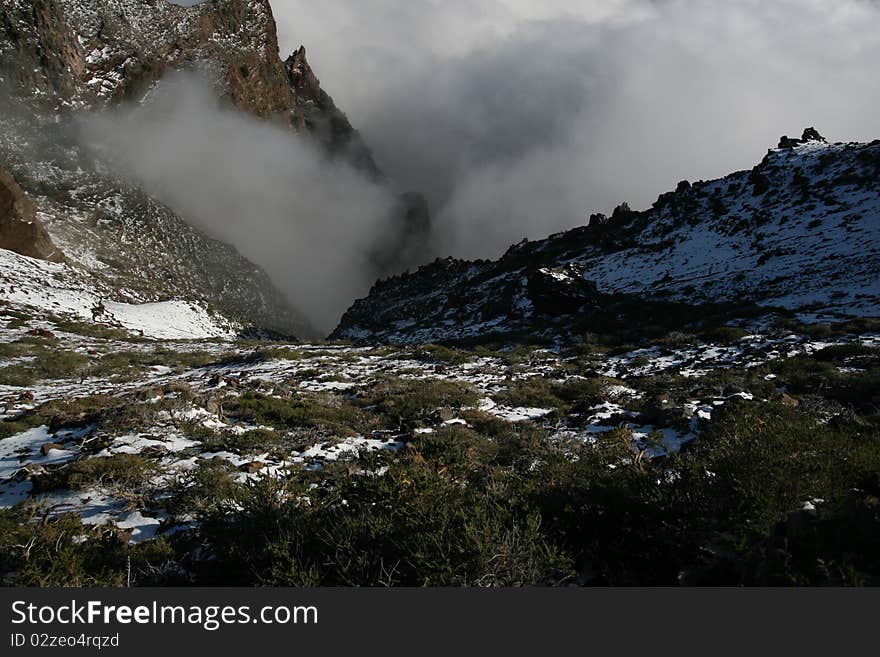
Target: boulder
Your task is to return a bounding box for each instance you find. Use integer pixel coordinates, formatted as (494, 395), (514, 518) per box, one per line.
(239, 461), (266, 474)
(40, 442), (65, 456)
(26, 328), (56, 339)
(0, 168), (64, 262)
(778, 127), (827, 150)
(141, 445), (169, 458)
(801, 127), (826, 143)
(780, 392), (800, 408)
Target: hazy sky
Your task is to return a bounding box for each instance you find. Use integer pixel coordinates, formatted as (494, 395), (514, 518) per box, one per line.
(162, 0), (880, 331)
(255, 0), (880, 256)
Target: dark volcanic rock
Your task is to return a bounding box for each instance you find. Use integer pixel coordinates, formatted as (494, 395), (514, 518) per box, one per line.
(285, 46), (382, 178)
(778, 127), (827, 149)
(526, 265), (600, 316)
(334, 132), (880, 344)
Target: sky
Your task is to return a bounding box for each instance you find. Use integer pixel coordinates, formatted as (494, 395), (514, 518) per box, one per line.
(160, 0), (880, 331)
(255, 0), (880, 256)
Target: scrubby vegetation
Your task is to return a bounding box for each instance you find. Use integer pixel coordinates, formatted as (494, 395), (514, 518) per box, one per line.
(0, 510), (178, 587)
(3, 400), (877, 586)
(32, 453), (156, 493)
(1, 320), (878, 587)
(0, 340), (222, 385)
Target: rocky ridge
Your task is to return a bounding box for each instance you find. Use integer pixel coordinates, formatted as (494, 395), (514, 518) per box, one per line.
(0, 87), (309, 337)
(0, 0), (400, 337)
(334, 130), (880, 345)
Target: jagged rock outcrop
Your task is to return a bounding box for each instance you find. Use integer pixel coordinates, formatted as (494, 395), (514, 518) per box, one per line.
(778, 127), (827, 150)
(526, 265), (600, 316)
(0, 167), (63, 262)
(285, 46), (382, 178)
(334, 131), (880, 344)
(0, 0), (374, 159)
(0, 0), (430, 333)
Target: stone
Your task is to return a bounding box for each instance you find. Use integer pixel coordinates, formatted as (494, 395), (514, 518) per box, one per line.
(12, 463), (46, 482)
(778, 127), (827, 149)
(26, 328), (56, 339)
(780, 393), (800, 408)
(801, 127), (826, 143)
(40, 442), (65, 456)
(0, 168), (64, 262)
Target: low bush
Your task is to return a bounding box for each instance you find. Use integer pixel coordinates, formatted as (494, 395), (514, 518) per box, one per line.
(32, 454), (157, 493)
(370, 378), (479, 428)
(0, 509), (178, 586)
(228, 392), (370, 437)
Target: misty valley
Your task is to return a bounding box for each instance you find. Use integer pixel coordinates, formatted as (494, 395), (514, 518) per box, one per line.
(0, 0), (879, 588)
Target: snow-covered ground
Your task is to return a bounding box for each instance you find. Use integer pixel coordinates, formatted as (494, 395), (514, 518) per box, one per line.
(335, 137), (880, 345)
(2, 302), (876, 543)
(0, 248), (236, 339)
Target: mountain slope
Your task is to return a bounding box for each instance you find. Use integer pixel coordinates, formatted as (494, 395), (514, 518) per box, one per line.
(0, 0), (402, 337)
(334, 131), (880, 344)
(0, 0), (383, 174)
(0, 166), (63, 263)
(0, 87), (309, 337)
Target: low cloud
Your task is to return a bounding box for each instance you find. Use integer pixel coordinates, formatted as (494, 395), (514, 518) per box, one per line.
(262, 0), (880, 258)
(79, 73), (397, 334)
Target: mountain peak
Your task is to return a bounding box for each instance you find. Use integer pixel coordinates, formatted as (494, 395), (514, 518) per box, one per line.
(778, 127), (827, 149)
(334, 136), (880, 344)
(285, 45), (322, 105)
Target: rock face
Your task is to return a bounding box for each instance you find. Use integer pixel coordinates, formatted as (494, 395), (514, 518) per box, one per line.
(0, 0), (431, 335)
(0, 168), (64, 262)
(0, 0), (344, 336)
(778, 127), (827, 150)
(0, 0), (377, 164)
(0, 88), (311, 336)
(285, 46), (382, 177)
(334, 132), (880, 344)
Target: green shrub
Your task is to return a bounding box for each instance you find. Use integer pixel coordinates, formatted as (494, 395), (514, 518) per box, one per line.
(50, 319), (131, 341)
(406, 344), (473, 365)
(813, 344), (879, 361)
(493, 377), (562, 410)
(196, 447), (574, 586)
(0, 509), (178, 586)
(700, 325), (749, 344)
(32, 454), (157, 493)
(0, 347), (90, 386)
(492, 376), (613, 413)
(228, 392), (370, 437)
(200, 428), (286, 454)
(166, 459), (242, 516)
(371, 378), (479, 427)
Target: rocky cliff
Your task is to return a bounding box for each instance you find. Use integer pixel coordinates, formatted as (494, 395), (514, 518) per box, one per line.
(0, 0), (382, 170)
(0, 0), (409, 337)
